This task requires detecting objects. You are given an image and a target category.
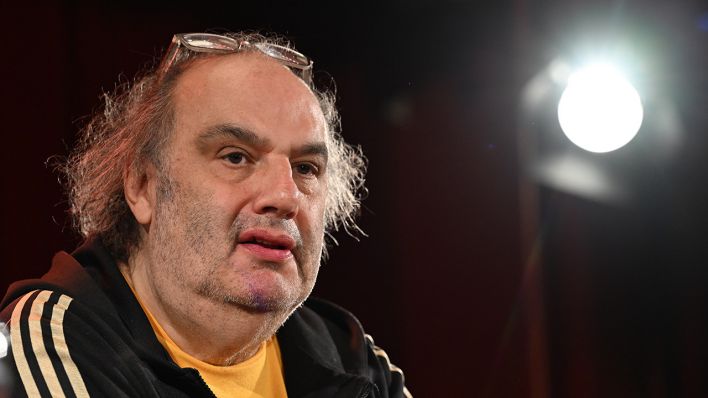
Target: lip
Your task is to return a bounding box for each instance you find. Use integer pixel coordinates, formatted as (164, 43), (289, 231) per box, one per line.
(238, 229), (296, 262)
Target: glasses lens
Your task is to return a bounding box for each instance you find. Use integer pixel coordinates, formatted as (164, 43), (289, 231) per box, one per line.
(182, 33), (240, 52)
(254, 43), (310, 68)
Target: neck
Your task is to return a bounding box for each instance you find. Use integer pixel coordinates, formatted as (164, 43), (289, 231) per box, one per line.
(120, 250), (284, 366)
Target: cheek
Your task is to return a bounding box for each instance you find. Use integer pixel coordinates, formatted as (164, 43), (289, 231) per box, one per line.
(161, 179), (235, 241)
(207, 182), (251, 219)
(304, 195), (327, 233)
(314, 179), (329, 219)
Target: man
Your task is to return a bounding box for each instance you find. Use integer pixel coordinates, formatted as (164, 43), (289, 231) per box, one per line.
(0, 32), (409, 398)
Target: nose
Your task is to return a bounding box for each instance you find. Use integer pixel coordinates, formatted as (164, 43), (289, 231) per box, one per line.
(252, 158), (300, 219)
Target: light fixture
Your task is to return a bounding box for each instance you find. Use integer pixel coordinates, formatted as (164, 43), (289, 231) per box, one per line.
(557, 63), (644, 153)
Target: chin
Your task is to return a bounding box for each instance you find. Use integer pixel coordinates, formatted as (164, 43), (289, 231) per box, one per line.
(220, 283), (306, 315)
(239, 292), (291, 314)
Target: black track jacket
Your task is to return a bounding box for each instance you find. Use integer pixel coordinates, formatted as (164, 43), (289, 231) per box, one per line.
(0, 240), (409, 397)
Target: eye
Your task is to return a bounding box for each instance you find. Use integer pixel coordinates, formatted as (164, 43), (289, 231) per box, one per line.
(223, 151), (247, 165)
(294, 162), (319, 176)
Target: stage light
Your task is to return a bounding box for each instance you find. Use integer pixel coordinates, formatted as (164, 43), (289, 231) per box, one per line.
(0, 325), (7, 358)
(557, 64), (643, 153)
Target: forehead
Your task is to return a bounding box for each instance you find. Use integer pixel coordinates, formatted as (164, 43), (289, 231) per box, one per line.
(170, 52), (326, 146)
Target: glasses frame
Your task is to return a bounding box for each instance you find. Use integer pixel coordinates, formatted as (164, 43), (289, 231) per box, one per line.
(158, 33), (313, 85)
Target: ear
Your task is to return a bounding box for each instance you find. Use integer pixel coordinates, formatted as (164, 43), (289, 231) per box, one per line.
(124, 162), (156, 226)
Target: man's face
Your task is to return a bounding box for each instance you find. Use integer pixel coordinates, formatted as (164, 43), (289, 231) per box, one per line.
(143, 53), (328, 316)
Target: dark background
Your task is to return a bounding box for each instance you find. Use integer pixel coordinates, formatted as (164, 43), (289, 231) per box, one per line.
(2, 1), (707, 396)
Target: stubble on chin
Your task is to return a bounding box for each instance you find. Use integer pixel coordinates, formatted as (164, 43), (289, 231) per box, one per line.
(195, 276), (293, 314)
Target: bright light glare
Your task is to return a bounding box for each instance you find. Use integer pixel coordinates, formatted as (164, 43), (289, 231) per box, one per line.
(558, 64), (643, 153)
(0, 328), (7, 358)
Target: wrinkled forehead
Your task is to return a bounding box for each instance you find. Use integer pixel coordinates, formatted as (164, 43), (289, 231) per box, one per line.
(167, 52), (327, 145)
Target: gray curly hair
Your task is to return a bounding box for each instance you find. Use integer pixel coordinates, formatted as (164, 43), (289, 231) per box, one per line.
(64, 32), (366, 262)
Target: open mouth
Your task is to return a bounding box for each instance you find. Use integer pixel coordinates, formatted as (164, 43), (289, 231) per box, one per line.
(237, 229), (296, 261)
(242, 238), (289, 250)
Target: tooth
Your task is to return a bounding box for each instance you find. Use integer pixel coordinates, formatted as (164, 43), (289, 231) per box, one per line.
(256, 239), (275, 248)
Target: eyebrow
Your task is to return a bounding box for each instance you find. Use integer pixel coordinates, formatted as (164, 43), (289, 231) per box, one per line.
(197, 124), (271, 150)
(296, 142), (329, 160)
(197, 123), (328, 161)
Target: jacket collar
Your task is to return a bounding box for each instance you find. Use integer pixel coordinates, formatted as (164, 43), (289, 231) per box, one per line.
(277, 299), (375, 397)
(71, 239), (172, 362)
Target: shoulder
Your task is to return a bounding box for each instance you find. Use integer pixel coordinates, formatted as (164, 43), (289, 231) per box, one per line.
(2, 289), (90, 397)
(289, 298), (413, 398)
(0, 248), (166, 397)
(300, 297), (366, 342)
(1, 288), (163, 397)
(0, 251), (103, 320)
(0, 248), (119, 397)
(0, 250), (124, 341)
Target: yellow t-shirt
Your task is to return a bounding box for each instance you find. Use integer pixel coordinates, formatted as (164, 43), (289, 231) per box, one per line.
(129, 285), (288, 398)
